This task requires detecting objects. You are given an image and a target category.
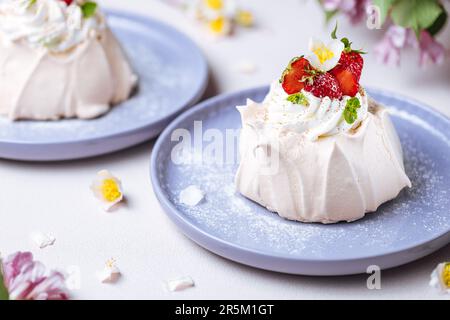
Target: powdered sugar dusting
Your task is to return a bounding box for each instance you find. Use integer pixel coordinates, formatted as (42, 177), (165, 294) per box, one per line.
(156, 91), (450, 260)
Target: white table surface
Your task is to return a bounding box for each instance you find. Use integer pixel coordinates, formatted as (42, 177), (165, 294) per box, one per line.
(0, 0), (449, 300)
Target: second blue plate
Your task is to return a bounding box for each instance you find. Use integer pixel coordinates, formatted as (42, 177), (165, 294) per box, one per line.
(0, 10), (208, 161)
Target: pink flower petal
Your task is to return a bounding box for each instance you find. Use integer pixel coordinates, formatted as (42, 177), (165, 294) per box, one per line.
(374, 35), (401, 66)
(2, 252), (33, 287)
(419, 31), (446, 67)
(1, 252), (69, 300)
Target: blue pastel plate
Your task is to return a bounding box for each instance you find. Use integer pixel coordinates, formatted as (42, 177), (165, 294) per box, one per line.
(151, 86), (450, 276)
(0, 10), (208, 161)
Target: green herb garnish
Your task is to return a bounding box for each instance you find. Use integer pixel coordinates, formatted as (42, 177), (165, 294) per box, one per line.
(343, 97), (361, 124)
(81, 1), (98, 19)
(287, 92), (309, 106)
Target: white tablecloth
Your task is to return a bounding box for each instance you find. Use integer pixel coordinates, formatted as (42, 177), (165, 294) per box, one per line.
(0, 0), (449, 300)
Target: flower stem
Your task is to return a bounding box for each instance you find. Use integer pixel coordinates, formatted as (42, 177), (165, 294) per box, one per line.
(0, 262), (9, 300)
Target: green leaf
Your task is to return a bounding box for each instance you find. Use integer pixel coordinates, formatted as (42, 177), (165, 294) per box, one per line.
(81, 1), (98, 19)
(0, 262), (9, 301)
(391, 0), (443, 37)
(325, 10), (339, 23)
(427, 9), (448, 36)
(341, 37), (352, 51)
(331, 22), (338, 39)
(372, 0), (397, 26)
(343, 97), (361, 124)
(287, 93), (309, 106)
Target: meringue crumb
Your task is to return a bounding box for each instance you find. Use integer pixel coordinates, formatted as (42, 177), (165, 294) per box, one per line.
(30, 232), (56, 249)
(97, 258), (121, 284)
(179, 185), (205, 206)
(166, 276), (195, 292)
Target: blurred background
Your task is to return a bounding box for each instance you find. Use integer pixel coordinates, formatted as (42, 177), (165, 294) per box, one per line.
(100, 0), (450, 116)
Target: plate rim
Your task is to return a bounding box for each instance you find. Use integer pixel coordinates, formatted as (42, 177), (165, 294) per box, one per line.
(0, 9), (209, 146)
(150, 85), (450, 265)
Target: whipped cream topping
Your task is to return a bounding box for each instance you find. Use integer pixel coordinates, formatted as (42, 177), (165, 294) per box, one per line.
(0, 0), (105, 53)
(262, 81), (368, 141)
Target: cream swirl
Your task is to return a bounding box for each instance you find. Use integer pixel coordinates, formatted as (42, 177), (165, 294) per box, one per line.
(262, 81), (368, 140)
(0, 0), (105, 53)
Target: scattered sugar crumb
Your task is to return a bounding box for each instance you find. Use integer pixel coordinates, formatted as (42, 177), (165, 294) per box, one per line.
(166, 276), (195, 292)
(96, 258), (121, 284)
(30, 232), (56, 249)
(179, 185), (205, 206)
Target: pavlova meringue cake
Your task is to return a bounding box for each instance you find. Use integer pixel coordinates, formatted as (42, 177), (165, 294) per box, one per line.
(235, 30), (411, 224)
(0, 0), (137, 120)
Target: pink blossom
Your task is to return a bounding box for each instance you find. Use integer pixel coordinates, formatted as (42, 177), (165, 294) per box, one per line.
(1, 252), (69, 300)
(323, 0), (370, 24)
(374, 26), (417, 66)
(375, 26), (447, 67)
(418, 31), (446, 67)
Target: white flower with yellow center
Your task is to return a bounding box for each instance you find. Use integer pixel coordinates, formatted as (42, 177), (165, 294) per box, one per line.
(207, 15), (231, 36)
(306, 37), (344, 72)
(184, 0), (252, 36)
(429, 262), (450, 294)
(90, 170), (123, 211)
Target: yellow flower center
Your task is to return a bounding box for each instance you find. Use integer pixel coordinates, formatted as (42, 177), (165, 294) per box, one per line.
(205, 0), (223, 10)
(106, 258), (116, 268)
(101, 179), (122, 202)
(236, 10), (253, 27)
(443, 263), (450, 288)
(209, 16), (226, 34)
(313, 45), (335, 64)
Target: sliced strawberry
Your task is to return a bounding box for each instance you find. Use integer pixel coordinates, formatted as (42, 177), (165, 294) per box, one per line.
(62, 0), (73, 5)
(281, 57), (311, 95)
(332, 68), (359, 97)
(334, 51), (364, 81)
(304, 72), (343, 100)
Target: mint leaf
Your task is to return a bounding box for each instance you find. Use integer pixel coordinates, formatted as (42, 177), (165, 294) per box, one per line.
(391, 0), (443, 37)
(287, 93), (309, 106)
(81, 1), (98, 19)
(372, 0), (397, 26)
(343, 97), (361, 124)
(0, 262), (9, 301)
